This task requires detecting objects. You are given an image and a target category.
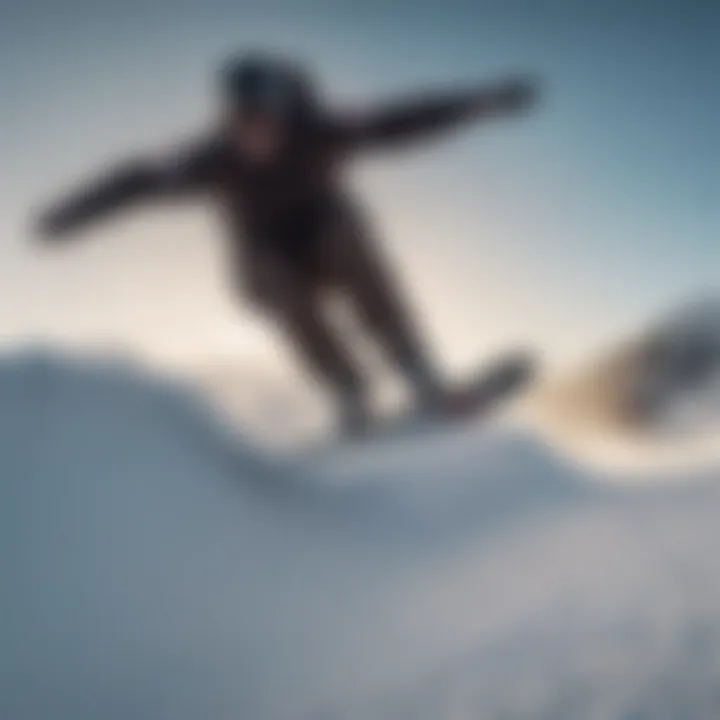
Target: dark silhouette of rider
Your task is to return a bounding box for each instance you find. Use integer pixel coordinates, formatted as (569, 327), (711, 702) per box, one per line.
(37, 53), (539, 434)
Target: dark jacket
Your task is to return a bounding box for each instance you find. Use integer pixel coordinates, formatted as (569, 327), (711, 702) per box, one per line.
(38, 78), (535, 252)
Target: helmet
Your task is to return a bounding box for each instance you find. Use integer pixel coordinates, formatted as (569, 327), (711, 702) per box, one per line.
(220, 53), (317, 121)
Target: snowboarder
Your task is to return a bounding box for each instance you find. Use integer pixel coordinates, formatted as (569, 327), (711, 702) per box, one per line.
(36, 53), (539, 435)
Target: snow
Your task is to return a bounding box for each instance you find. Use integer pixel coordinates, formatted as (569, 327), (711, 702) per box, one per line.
(1, 350), (719, 719)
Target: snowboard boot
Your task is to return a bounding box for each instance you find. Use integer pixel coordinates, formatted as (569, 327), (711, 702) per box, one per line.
(336, 389), (373, 438)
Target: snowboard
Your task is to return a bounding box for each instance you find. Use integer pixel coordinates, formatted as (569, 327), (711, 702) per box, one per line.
(333, 350), (537, 448)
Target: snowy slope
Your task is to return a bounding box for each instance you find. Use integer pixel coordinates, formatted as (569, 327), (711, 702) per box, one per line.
(1, 351), (719, 720)
(534, 298), (720, 470)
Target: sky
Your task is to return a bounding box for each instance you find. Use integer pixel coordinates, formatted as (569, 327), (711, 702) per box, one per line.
(0, 0), (718, 377)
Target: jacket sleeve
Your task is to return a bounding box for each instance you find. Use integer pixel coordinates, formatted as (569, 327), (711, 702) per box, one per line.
(36, 139), (220, 240)
(334, 77), (537, 151)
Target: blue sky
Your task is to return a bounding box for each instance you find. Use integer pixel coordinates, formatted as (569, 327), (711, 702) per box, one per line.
(0, 0), (717, 372)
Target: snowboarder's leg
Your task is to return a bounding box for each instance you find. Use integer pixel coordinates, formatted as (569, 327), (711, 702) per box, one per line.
(278, 296), (371, 433)
(321, 200), (444, 408)
(242, 246), (370, 434)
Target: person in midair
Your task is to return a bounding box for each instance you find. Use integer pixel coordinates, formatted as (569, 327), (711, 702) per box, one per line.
(36, 53), (539, 435)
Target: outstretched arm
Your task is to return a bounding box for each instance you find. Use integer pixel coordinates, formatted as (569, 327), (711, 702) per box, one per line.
(337, 76), (538, 151)
(36, 139), (219, 241)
